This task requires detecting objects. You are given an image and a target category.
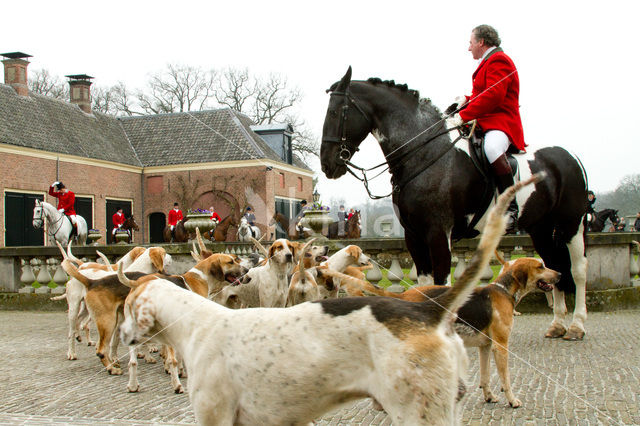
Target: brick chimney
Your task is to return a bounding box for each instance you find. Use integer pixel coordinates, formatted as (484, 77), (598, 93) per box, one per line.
(66, 74), (94, 114)
(1, 52), (32, 96)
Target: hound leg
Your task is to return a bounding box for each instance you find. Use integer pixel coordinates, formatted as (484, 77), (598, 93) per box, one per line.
(478, 345), (498, 403)
(91, 306), (122, 375)
(66, 293), (82, 360)
(108, 310), (123, 368)
(165, 346), (184, 393)
(564, 221), (588, 340)
(491, 340), (521, 407)
(126, 345), (140, 392)
(143, 343), (157, 364)
(78, 305), (95, 346)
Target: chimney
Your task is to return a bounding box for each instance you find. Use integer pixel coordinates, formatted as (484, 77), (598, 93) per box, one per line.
(65, 74), (94, 114)
(1, 52), (32, 96)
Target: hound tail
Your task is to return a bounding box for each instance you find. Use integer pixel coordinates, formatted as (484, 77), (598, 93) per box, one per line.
(437, 173), (545, 316)
(60, 259), (92, 288)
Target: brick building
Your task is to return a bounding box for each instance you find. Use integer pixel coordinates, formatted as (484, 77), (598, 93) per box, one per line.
(0, 52), (313, 246)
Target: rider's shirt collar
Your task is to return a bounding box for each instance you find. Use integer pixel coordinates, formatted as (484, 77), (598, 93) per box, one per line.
(480, 46), (497, 62)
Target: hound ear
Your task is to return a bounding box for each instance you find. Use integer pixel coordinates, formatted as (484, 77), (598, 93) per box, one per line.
(149, 248), (166, 273)
(209, 255), (225, 281)
(513, 268), (529, 288)
(268, 242), (278, 259)
(337, 66), (352, 91)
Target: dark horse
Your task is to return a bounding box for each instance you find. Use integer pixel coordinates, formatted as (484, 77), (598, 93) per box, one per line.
(587, 208), (620, 232)
(269, 212), (312, 240)
(328, 210), (361, 239)
(163, 219), (189, 243)
(321, 67), (589, 340)
(212, 214), (237, 242)
(110, 216), (140, 244)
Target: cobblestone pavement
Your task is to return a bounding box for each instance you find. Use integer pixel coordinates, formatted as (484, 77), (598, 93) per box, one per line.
(0, 310), (638, 425)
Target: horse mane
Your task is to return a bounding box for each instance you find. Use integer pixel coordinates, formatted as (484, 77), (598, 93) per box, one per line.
(366, 78), (419, 100)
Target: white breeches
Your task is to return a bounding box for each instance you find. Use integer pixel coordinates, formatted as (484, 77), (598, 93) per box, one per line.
(68, 215), (77, 225)
(483, 130), (511, 164)
(170, 225), (175, 231)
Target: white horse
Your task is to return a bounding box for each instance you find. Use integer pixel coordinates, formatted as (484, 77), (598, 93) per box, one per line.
(32, 200), (88, 246)
(236, 217), (261, 242)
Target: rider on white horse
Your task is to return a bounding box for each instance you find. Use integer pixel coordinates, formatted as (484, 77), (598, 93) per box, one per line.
(49, 181), (78, 234)
(112, 207), (125, 238)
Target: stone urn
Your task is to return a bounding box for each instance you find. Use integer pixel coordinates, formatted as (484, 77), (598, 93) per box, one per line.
(300, 210), (333, 237)
(184, 213), (215, 236)
(87, 230), (102, 246)
(114, 230), (130, 244)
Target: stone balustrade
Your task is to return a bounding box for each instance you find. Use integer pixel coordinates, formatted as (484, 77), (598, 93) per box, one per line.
(1, 232), (639, 294)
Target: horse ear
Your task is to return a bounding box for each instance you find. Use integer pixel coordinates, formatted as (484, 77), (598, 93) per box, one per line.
(337, 66), (353, 91)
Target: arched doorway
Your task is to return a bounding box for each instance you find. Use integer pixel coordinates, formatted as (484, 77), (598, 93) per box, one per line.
(149, 212), (166, 243)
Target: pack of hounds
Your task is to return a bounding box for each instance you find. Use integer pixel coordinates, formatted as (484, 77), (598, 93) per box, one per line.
(53, 175), (562, 424)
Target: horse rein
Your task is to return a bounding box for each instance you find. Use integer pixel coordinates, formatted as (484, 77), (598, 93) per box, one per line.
(326, 87), (474, 199)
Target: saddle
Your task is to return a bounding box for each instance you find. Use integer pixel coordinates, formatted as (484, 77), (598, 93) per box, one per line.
(451, 126), (520, 241)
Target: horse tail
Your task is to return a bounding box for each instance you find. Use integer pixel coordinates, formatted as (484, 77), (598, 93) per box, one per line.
(436, 173), (544, 317)
(61, 259), (92, 289)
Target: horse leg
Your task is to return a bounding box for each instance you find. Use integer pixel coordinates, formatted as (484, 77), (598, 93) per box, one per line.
(528, 221), (568, 338)
(404, 230), (432, 285)
(563, 219), (588, 341)
(427, 229), (452, 285)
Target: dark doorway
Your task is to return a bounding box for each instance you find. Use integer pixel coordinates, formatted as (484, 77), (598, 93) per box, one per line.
(4, 192), (45, 246)
(106, 200), (133, 243)
(149, 212), (166, 243)
(75, 197), (93, 230)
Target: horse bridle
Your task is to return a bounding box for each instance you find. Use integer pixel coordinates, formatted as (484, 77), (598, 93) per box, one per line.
(34, 205), (66, 239)
(325, 89), (372, 162)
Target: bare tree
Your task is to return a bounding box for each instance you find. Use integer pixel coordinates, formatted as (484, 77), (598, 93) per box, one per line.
(214, 67), (254, 112)
(28, 68), (68, 99)
(137, 64), (217, 114)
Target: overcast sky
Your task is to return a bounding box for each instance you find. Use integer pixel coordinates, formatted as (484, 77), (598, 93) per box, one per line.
(3, 1), (638, 204)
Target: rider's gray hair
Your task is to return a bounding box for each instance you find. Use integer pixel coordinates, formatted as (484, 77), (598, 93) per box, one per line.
(472, 25), (501, 47)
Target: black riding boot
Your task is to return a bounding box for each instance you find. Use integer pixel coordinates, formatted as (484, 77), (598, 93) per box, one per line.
(491, 154), (519, 234)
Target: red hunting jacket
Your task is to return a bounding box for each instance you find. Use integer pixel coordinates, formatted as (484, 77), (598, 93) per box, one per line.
(168, 209), (183, 226)
(459, 48), (526, 151)
(48, 187), (76, 216)
(210, 212), (222, 222)
(112, 212), (125, 230)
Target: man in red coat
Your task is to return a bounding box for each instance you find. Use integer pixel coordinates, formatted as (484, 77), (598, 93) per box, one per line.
(49, 181), (78, 231)
(112, 207), (125, 238)
(448, 25), (525, 233)
(168, 202), (183, 232)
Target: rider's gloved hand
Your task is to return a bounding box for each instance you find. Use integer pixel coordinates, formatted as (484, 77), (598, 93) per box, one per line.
(444, 96), (467, 115)
(52, 181), (60, 187)
(446, 113), (464, 128)
(58, 208), (65, 213)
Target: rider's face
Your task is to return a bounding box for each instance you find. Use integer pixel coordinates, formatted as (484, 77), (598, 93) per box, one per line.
(468, 33), (486, 60)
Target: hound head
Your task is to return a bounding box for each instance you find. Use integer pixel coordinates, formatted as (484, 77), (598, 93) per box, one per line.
(345, 245), (369, 266)
(203, 253), (248, 284)
(307, 244), (330, 265)
(268, 238), (295, 265)
(501, 257), (561, 296)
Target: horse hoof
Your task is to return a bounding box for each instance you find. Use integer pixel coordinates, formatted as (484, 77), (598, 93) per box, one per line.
(563, 326), (585, 341)
(544, 324), (566, 338)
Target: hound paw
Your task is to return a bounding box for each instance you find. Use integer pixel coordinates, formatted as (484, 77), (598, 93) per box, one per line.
(75, 336), (82, 343)
(174, 384), (184, 394)
(509, 398), (522, 408)
(67, 353), (77, 361)
(109, 366), (123, 375)
(544, 323), (566, 338)
(136, 352), (145, 359)
(563, 325), (585, 341)
(149, 345), (159, 353)
(87, 340), (96, 346)
(483, 391), (498, 403)
(127, 384), (140, 393)
(144, 356), (157, 364)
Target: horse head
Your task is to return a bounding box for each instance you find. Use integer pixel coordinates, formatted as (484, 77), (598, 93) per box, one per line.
(321, 66), (373, 179)
(610, 210), (620, 226)
(32, 200), (44, 229)
(126, 216), (140, 232)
